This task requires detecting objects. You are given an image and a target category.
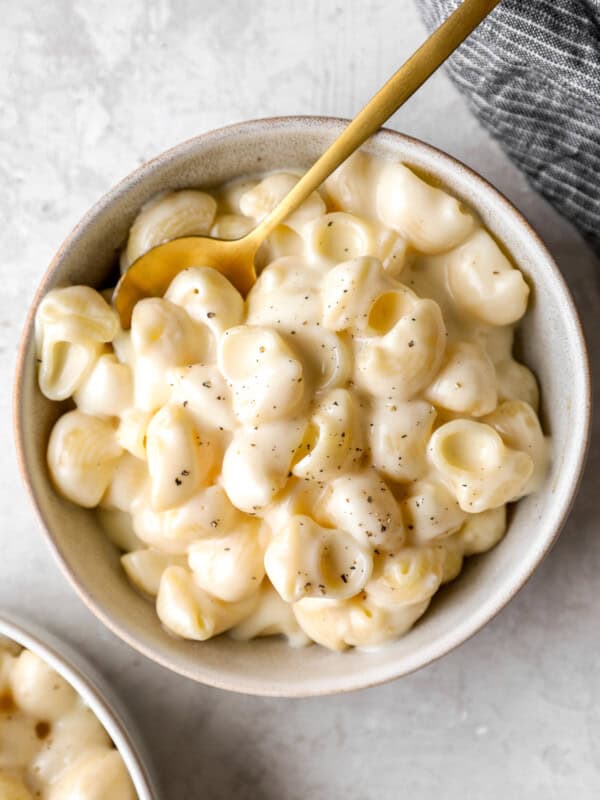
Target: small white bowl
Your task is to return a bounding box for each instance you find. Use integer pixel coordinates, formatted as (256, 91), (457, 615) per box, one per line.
(0, 613), (160, 799)
(14, 117), (591, 696)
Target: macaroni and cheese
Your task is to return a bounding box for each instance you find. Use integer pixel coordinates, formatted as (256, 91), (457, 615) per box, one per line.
(0, 637), (136, 799)
(36, 153), (548, 651)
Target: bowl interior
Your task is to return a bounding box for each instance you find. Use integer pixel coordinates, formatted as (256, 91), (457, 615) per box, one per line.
(14, 118), (590, 696)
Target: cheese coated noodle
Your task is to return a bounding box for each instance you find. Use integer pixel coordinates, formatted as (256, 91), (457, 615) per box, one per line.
(123, 189), (216, 269)
(264, 515), (372, 602)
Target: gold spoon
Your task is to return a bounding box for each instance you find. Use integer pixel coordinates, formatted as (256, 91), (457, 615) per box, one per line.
(114, 0), (501, 328)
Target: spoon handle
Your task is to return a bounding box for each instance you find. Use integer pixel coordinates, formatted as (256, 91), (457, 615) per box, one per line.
(250, 0), (501, 242)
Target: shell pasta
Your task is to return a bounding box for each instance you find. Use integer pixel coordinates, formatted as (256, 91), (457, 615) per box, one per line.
(36, 153), (548, 652)
(0, 638), (136, 799)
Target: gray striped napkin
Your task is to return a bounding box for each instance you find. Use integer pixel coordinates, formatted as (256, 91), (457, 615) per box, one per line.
(418, 0), (600, 254)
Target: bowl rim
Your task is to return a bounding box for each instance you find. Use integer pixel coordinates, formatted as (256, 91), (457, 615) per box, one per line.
(0, 612), (159, 797)
(13, 115), (592, 696)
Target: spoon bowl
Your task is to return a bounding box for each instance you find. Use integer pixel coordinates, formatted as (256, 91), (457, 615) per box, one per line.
(114, 234), (257, 328)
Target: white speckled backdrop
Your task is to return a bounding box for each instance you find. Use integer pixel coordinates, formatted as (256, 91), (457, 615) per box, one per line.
(2, 2), (599, 798)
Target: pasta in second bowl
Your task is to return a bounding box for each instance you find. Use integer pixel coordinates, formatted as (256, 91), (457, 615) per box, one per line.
(14, 118), (590, 695)
(0, 614), (158, 799)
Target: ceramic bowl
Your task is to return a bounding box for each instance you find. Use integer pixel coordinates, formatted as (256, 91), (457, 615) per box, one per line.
(14, 117), (591, 696)
(0, 612), (159, 797)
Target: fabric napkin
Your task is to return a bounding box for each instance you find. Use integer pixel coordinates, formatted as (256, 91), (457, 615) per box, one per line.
(417, 0), (600, 254)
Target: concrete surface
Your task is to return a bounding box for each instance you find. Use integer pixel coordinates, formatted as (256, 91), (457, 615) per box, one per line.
(1, 1), (599, 798)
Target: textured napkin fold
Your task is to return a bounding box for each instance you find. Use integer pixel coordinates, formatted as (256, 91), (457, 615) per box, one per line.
(417, 0), (600, 254)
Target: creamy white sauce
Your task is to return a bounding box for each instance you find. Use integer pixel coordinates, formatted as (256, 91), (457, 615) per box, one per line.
(36, 152), (548, 652)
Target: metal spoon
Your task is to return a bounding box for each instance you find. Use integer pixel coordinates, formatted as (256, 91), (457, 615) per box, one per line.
(114, 0), (501, 328)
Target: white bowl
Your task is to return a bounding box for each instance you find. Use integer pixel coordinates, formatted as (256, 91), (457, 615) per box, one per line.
(0, 612), (160, 798)
(14, 117), (591, 696)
